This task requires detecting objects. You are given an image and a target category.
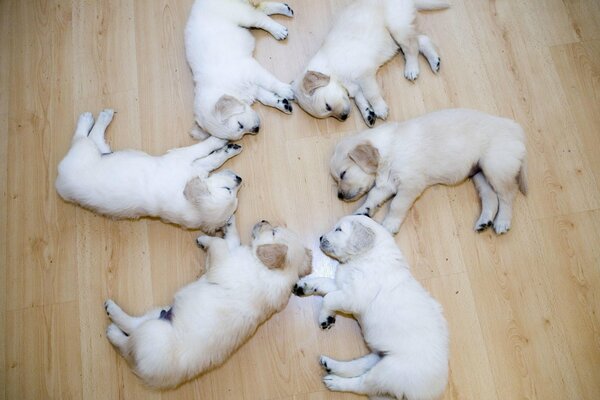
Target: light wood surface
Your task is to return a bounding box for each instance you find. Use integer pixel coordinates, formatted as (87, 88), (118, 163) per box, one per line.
(1, 0), (599, 399)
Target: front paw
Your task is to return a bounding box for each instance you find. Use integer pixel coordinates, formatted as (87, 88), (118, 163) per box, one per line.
(196, 235), (211, 250)
(382, 218), (401, 235)
(277, 97), (293, 114)
(276, 84), (295, 101)
(323, 374), (344, 391)
(493, 219), (511, 235)
(104, 299), (119, 319)
(372, 102), (389, 120)
(319, 314), (336, 330)
(293, 278), (314, 296)
(282, 3), (294, 17)
(269, 24), (288, 40)
(225, 143), (243, 155)
(404, 64), (420, 81)
(319, 355), (333, 373)
(354, 205), (372, 217)
(362, 107), (376, 127)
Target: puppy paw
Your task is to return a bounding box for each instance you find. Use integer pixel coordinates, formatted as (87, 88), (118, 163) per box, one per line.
(293, 279), (315, 296)
(362, 107), (376, 127)
(97, 109), (115, 125)
(225, 143), (243, 155)
(281, 3), (294, 17)
(319, 355), (333, 373)
(493, 219), (511, 235)
(474, 218), (493, 232)
(382, 218), (401, 235)
(319, 315), (336, 330)
(275, 84), (295, 101)
(77, 112), (94, 132)
(404, 64), (420, 81)
(323, 375), (344, 391)
(106, 323), (129, 343)
(269, 23), (288, 40)
(276, 97), (293, 114)
(430, 57), (441, 73)
(104, 299), (120, 319)
(372, 102), (389, 120)
(196, 235), (211, 250)
(354, 205), (372, 217)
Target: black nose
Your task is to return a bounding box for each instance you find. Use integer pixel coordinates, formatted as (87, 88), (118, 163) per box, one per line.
(337, 192), (343, 199)
(319, 235), (323, 242)
(261, 220), (268, 223)
(235, 175), (242, 184)
(340, 113), (348, 121)
(251, 126), (260, 133)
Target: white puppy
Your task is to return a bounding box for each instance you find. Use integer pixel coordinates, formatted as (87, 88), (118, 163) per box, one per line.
(330, 109), (528, 235)
(186, 0), (295, 140)
(292, 0), (448, 127)
(294, 215), (449, 400)
(56, 110), (243, 232)
(105, 217), (312, 388)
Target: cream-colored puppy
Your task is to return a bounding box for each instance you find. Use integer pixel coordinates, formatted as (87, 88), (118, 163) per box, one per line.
(330, 109), (527, 234)
(292, 0), (448, 127)
(186, 0), (295, 140)
(105, 217), (312, 388)
(294, 215), (449, 400)
(56, 110), (242, 232)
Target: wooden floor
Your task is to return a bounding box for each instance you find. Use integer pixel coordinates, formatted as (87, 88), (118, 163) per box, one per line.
(1, 0), (599, 399)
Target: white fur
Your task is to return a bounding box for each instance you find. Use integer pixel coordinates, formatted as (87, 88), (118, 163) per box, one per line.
(56, 110), (243, 232)
(292, 0), (448, 126)
(295, 215), (449, 400)
(105, 217), (312, 388)
(330, 109), (528, 235)
(185, 0), (295, 140)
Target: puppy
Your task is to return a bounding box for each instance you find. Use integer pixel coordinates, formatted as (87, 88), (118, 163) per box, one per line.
(294, 215), (449, 400)
(330, 109), (528, 235)
(56, 110), (243, 232)
(186, 0), (295, 140)
(292, 0), (448, 127)
(105, 216), (312, 388)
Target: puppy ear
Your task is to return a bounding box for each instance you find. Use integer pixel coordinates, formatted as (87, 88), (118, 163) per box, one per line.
(215, 95), (245, 122)
(184, 177), (209, 207)
(347, 221), (375, 255)
(302, 71), (330, 95)
(256, 243), (288, 270)
(349, 143), (379, 174)
(299, 248), (313, 277)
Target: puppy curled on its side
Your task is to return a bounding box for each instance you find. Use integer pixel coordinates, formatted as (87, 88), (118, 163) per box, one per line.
(294, 216), (449, 400)
(331, 108), (528, 235)
(105, 216), (312, 388)
(292, 0), (448, 127)
(56, 110), (242, 232)
(186, 0), (295, 140)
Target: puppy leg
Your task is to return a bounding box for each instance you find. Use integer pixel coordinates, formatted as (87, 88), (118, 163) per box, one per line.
(106, 323), (130, 356)
(323, 360), (391, 397)
(255, 87), (293, 114)
(487, 178), (518, 234)
(196, 235), (230, 265)
(256, 2), (294, 17)
(293, 276), (337, 296)
(170, 136), (227, 161)
(358, 75), (388, 120)
(399, 37), (421, 81)
(104, 299), (165, 334)
(482, 159), (521, 234)
(382, 188), (423, 234)
(251, 62), (295, 100)
(319, 290), (353, 330)
(192, 143), (243, 172)
(223, 215), (241, 250)
(417, 34), (441, 73)
(473, 172), (499, 232)
(353, 90), (377, 128)
(73, 112), (95, 140)
(237, 9), (289, 40)
(320, 353), (381, 378)
(88, 109), (114, 154)
(354, 185), (396, 217)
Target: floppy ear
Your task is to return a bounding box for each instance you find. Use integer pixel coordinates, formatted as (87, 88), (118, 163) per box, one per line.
(256, 243), (288, 270)
(347, 221), (375, 255)
(184, 177), (209, 207)
(349, 143), (379, 174)
(302, 71), (330, 95)
(299, 248), (313, 277)
(215, 95), (246, 122)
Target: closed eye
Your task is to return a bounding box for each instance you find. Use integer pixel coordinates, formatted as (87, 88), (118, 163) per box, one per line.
(340, 170), (346, 180)
(325, 103), (331, 112)
(222, 187), (232, 193)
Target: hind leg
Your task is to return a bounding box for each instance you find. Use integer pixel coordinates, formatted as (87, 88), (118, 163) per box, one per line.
(104, 299), (165, 334)
(320, 353), (381, 378)
(484, 170), (519, 234)
(473, 172), (499, 232)
(106, 323), (130, 355)
(417, 34), (441, 72)
(88, 109), (114, 154)
(256, 2), (294, 17)
(73, 112), (94, 140)
(238, 7), (289, 40)
(399, 37), (420, 81)
(323, 359), (394, 397)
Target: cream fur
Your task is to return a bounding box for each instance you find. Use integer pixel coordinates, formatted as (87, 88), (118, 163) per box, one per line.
(105, 217), (312, 388)
(330, 109), (528, 234)
(292, 0), (448, 126)
(295, 215), (449, 400)
(185, 0), (295, 140)
(56, 110), (243, 232)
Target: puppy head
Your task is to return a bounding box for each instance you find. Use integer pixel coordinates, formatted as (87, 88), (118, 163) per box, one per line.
(252, 220), (312, 277)
(331, 141), (379, 201)
(183, 169), (243, 232)
(292, 71), (351, 121)
(319, 215), (380, 263)
(211, 95), (260, 139)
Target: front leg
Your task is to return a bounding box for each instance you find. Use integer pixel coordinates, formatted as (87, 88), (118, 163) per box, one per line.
(358, 75), (388, 120)
(354, 185), (396, 217)
(251, 61), (295, 99)
(256, 2), (294, 17)
(170, 136), (227, 161)
(353, 90), (376, 127)
(104, 299), (166, 334)
(196, 235), (230, 269)
(192, 143), (242, 172)
(319, 290), (353, 330)
(382, 187), (423, 234)
(238, 8), (289, 40)
(222, 215), (241, 250)
(293, 276), (337, 296)
(255, 87), (293, 114)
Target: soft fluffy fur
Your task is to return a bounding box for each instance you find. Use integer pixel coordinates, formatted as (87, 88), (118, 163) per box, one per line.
(330, 108), (528, 234)
(56, 110), (243, 232)
(185, 0), (295, 140)
(294, 215), (449, 400)
(105, 217), (312, 388)
(292, 0), (448, 127)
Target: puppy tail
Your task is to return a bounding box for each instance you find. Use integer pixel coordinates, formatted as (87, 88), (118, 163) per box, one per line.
(517, 157), (528, 195)
(190, 123), (210, 140)
(414, 0), (450, 11)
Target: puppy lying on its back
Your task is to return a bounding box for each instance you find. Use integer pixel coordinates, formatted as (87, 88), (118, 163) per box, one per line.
(294, 216), (449, 400)
(105, 217), (312, 388)
(293, 0), (448, 127)
(330, 109), (528, 234)
(186, 0), (295, 140)
(56, 110), (242, 232)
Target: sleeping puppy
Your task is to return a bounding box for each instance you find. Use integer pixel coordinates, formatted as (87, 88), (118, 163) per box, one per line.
(56, 110), (242, 232)
(294, 215), (449, 400)
(104, 216), (312, 388)
(186, 0), (295, 140)
(292, 0), (448, 127)
(330, 109), (528, 235)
